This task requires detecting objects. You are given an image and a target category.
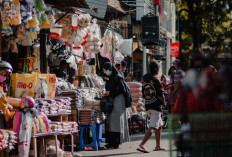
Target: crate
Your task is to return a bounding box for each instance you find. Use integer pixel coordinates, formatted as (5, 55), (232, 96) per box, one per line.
(168, 113), (232, 157)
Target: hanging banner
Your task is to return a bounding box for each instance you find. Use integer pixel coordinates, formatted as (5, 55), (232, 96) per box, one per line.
(170, 42), (179, 57)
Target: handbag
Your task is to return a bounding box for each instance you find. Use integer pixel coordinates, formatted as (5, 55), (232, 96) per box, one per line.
(100, 96), (114, 113)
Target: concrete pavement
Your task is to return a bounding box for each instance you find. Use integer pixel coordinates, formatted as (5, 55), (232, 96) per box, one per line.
(74, 129), (172, 157)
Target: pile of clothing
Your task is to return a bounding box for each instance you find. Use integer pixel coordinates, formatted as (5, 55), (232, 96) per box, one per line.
(33, 113), (51, 133)
(35, 97), (71, 114)
(0, 129), (17, 151)
(49, 121), (78, 132)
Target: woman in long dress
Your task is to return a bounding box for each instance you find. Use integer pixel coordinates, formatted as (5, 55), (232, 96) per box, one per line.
(102, 62), (130, 149)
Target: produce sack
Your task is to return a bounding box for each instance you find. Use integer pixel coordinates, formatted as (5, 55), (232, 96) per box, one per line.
(15, 73), (37, 98)
(127, 82), (142, 88)
(35, 77), (48, 99)
(38, 74), (56, 98)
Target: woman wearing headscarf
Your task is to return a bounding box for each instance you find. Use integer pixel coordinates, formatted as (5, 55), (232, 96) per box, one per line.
(102, 62), (130, 149)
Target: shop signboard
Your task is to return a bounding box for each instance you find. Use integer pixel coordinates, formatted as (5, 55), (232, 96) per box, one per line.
(170, 42), (179, 57)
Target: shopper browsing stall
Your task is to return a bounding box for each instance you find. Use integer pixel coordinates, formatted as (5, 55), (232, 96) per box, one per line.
(0, 61), (22, 129)
(102, 62), (130, 149)
(119, 60), (133, 82)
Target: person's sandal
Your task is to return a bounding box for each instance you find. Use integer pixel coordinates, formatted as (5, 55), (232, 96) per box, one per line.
(153, 147), (166, 151)
(137, 148), (149, 153)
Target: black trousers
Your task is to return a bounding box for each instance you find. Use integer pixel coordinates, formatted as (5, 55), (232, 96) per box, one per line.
(105, 131), (120, 147)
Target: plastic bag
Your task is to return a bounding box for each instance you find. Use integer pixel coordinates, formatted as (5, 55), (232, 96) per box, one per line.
(34, 0), (46, 12)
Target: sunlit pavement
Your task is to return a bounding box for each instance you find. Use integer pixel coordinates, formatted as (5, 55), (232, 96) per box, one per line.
(74, 129), (170, 157)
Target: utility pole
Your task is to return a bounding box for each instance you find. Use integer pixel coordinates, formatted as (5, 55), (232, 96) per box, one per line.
(142, 46), (146, 75)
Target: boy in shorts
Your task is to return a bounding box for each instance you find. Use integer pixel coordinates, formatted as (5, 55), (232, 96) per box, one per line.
(137, 61), (166, 153)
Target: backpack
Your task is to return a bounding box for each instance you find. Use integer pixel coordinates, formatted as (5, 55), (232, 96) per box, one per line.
(122, 81), (132, 108)
(115, 74), (132, 108)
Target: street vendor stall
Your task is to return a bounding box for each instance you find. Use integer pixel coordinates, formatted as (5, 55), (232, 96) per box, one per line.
(0, 0), (130, 156)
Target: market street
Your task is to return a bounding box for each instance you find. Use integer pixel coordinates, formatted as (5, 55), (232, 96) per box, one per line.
(74, 129), (170, 157)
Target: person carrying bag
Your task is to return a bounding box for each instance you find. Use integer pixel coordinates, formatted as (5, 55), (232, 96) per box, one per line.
(102, 62), (130, 149)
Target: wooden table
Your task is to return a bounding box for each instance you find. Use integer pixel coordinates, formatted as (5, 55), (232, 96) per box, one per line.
(32, 130), (78, 157)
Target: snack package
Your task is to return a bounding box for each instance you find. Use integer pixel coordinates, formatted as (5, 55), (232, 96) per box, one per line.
(14, 73), (38, 98)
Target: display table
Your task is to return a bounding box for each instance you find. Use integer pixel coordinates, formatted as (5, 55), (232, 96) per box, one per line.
(31, 130), (78, 157)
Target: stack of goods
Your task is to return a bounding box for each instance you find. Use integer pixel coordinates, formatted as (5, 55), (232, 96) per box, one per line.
(83, 75), (97, 88)
(84, 98), (100, 111)
(46, 139), (73, 157)
(127, 82), (145, 116)
(33, 113), (51, 134)
(60, 90), (82, 109)
(50, 122), (78, 132)
(56, 78), (72, 95)
(79, 109), (95, 125)
(0, 130), (17, 151)
(35, 97), (71, 114)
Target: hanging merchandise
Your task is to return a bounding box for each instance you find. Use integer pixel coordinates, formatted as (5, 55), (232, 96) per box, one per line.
(66, 55), (78, 70)
(71, 14), (79, 29)
(78, 14), (91, 29)
(60, 25), (72, 42)
(39, 13), (51, 29)
(27, 10), (39, 28)
(65, 14), (91, 50)
(55, 13), (72, 42)
(65, 29), (88, 50)
(50, 25), (62, 40)
(13, 96), (36, 157)
(114, 50), (124, 64)
(2, 1), (13, 36)
(11, 0), (21, 25)
(45, 8), (55, 28)
(34, 0), (46, 12)
(84, 19), (102, 53)
(20, 0), (34, 24)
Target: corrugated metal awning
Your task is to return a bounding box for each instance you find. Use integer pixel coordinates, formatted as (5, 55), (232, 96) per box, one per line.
(45, 0), (89, 11)
(81, 0), (126, 19)
(81, 0), (108, 19)
(108, 0), (126, 13)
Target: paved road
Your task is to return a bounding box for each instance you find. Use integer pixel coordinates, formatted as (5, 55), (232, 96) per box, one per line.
(74, 129), (173, 157)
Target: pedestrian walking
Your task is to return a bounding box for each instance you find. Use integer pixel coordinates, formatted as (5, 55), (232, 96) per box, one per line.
(102, 62), (130, 149)
(167, 66), (176, 113)
(171, 59), (185, 106)
(137, 61), (166, 153)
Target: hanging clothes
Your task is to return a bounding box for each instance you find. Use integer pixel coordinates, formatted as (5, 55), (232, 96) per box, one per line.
(13, 108), (36, 157)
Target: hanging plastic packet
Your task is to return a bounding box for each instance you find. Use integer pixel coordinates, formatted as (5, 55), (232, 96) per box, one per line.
(20, 2), (32, 24)
(71, 14), (79, 29)
(34, 0), (46, 12)
(11, 0), (21, 25)
(45, 7), (55, 27)
(39, 13), (50, 29)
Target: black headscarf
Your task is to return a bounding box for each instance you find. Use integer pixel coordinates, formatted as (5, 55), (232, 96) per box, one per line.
(102, 62), (121, 78)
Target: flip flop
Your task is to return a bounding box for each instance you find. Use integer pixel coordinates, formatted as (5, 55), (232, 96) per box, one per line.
(153, 147), (166, 151)
(136, 148), (149, 153)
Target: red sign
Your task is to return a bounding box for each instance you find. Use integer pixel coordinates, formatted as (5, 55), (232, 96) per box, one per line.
(170, 42), (179, 57)
(154, 0), (160, 5)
